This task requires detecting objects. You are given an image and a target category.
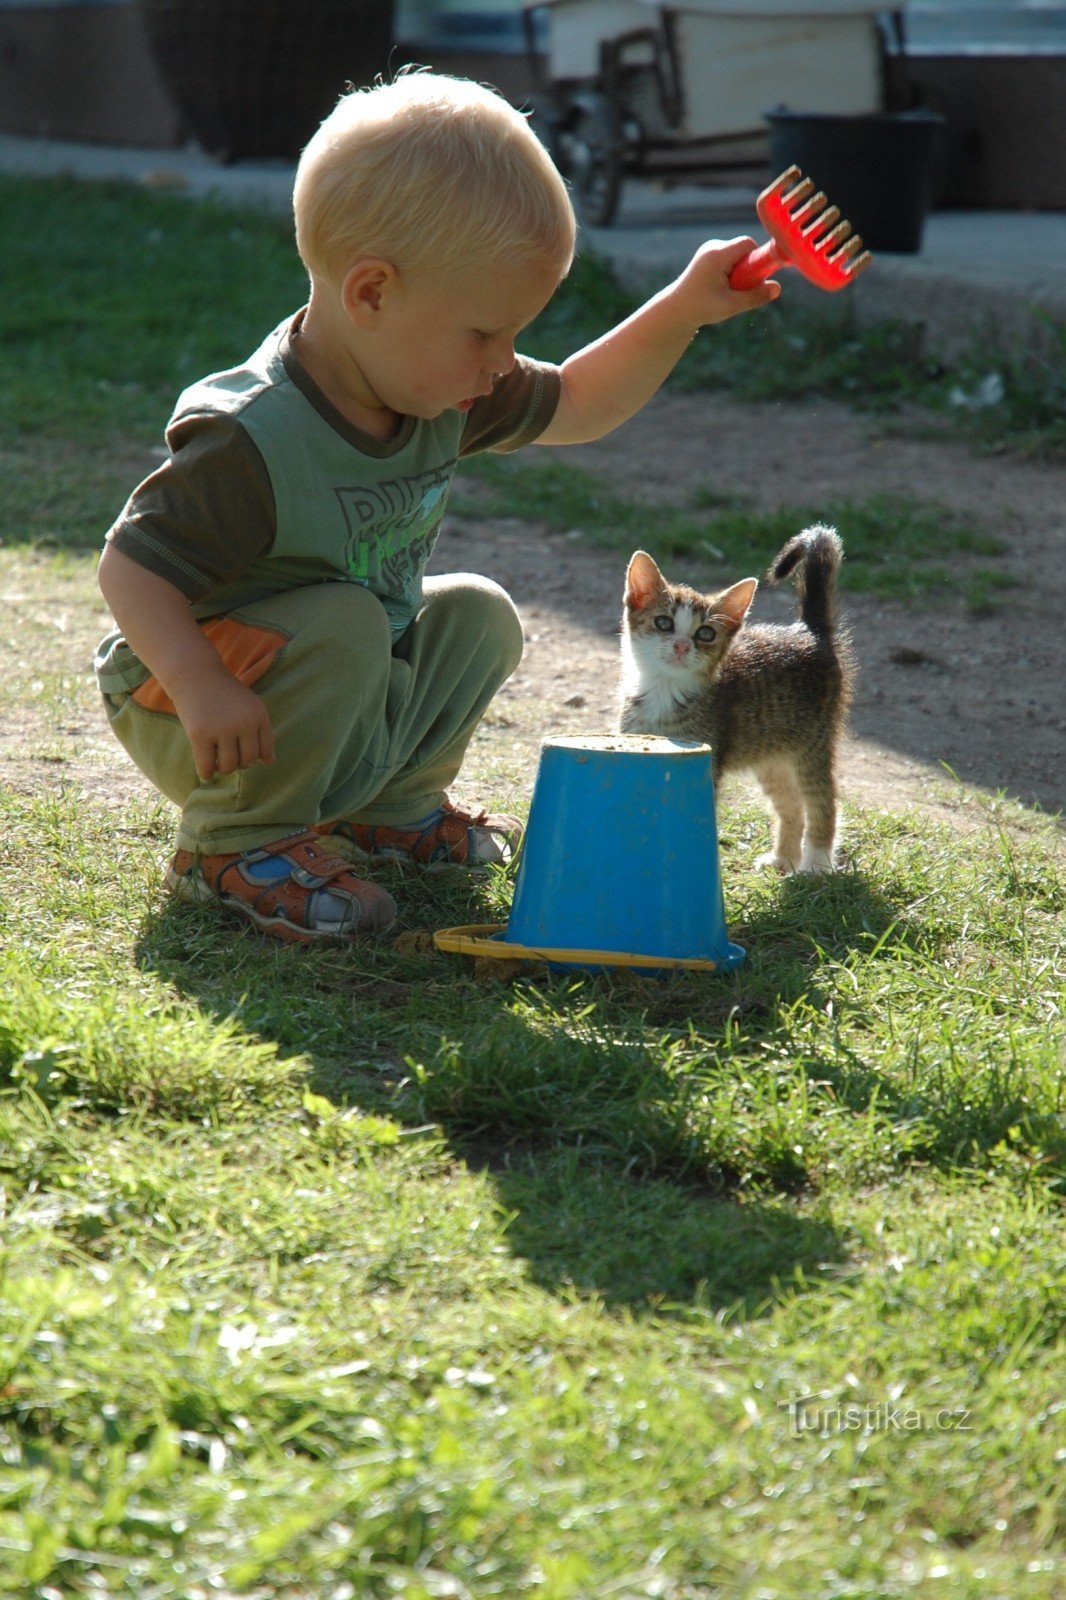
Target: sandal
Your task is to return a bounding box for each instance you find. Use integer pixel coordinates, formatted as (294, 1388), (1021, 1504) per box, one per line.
(166, 830), (397, 944)
(318, 800), (522, 869)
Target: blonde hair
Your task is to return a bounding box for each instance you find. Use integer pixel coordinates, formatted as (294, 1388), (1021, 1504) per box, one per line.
(293, 70), (576, 287)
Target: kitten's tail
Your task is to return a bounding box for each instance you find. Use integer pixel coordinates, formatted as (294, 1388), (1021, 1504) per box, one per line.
(768, 524), (843, 639)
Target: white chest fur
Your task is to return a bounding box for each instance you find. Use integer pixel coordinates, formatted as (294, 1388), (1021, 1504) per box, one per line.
(620, 627), (697, 731)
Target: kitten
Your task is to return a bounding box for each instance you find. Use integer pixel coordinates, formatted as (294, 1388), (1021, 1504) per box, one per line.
(619, 525), (855, 874)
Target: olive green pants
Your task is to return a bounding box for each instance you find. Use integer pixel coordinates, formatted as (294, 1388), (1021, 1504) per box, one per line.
(101, 575), (523, 856)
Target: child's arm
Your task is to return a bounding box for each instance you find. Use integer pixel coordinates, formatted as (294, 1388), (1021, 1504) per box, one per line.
(536, 237), (779, 448)
(98, 542), (274, 781)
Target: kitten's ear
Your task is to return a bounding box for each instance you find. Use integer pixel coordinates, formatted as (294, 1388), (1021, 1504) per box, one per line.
(625, 550), (665, 611)
(716, 577), (759, 633)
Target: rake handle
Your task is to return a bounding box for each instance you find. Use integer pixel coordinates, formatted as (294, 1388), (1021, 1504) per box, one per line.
(728, 239), (790, 292)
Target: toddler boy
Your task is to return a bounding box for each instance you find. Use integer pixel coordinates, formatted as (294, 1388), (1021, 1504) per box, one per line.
(95, 70), (778, 944)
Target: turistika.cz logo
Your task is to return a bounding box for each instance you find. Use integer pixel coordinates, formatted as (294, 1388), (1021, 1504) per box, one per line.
(780, 1393), (975, 1437)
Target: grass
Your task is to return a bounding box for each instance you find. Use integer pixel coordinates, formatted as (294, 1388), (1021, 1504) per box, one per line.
(457, 456), (1013, 612)
(0, 172), (1064, 1595)
(669, 304), (1066, 461)
(0, 178), (306, 446)
(1, 784), (1064, 1597)
(0, 175), (307, 554)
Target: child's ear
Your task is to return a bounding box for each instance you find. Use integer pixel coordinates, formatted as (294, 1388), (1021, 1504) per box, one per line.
(340, 259), (397, 327)
(625, 550), (665, 611)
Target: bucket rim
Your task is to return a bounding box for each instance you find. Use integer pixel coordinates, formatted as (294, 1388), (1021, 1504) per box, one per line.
(539, 734), (714, 757)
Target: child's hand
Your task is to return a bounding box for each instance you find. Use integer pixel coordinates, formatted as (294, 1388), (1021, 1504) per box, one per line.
(170, 668), (276, 782)
(672, 236), (781, 329)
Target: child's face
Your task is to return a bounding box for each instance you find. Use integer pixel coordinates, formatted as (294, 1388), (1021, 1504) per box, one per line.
(364, 254), (564, 420)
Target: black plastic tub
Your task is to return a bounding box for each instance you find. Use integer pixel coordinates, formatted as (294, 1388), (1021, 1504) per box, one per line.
(765, 108), (945, 254)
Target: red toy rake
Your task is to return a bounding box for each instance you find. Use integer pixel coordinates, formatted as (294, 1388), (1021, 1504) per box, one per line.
(729, 164), (872, 293)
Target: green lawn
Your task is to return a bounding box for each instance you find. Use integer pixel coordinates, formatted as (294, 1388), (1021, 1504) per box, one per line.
(0, 175), (1063, 1598)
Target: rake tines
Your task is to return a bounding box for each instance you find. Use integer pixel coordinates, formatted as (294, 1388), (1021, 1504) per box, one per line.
(729, 164), (872, 294)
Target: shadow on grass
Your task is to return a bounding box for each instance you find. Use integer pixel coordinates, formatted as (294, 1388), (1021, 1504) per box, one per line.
(473, 1150), (850, 1317)
(130, 862), (942, 1317)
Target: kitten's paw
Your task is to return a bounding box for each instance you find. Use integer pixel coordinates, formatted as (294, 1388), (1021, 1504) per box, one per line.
(755, 851), (797, 876)
(798, 846), (836, 875)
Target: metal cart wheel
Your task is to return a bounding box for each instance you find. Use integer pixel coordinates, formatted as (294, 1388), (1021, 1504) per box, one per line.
(565, 93), (624, 228)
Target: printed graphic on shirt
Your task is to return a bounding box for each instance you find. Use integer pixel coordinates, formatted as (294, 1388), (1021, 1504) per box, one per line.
(335, 464), (454, 618)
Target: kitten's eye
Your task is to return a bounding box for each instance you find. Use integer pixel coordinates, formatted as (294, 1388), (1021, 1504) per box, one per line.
(653, 615), (674, 633)
(695, 625), (717, 643)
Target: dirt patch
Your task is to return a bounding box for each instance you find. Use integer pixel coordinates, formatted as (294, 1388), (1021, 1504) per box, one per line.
(3, 392), (1063, 839)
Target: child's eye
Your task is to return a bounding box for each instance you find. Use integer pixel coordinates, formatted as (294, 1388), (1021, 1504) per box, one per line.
(695, 625), (717, 642)
(654, 615), (674, 633)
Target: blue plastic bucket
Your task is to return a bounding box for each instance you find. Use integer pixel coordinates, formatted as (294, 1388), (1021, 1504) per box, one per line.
(501, 735), (745, 972)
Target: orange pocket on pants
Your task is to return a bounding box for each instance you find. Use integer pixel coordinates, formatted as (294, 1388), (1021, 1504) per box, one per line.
(130, 617), (290, 716)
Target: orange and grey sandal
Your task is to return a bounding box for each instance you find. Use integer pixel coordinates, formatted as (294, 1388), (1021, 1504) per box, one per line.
(165, 830), (397, 944)
(319, 800), (522, 869)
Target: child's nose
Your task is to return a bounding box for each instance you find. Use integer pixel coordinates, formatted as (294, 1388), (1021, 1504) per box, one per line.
(491, 341), (516, 377)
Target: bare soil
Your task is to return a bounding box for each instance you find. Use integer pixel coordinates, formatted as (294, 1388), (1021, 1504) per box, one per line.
(3, 391), (1063, 838)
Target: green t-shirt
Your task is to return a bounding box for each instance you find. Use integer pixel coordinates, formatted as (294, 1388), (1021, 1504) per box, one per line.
(97, 309), (560, 692)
